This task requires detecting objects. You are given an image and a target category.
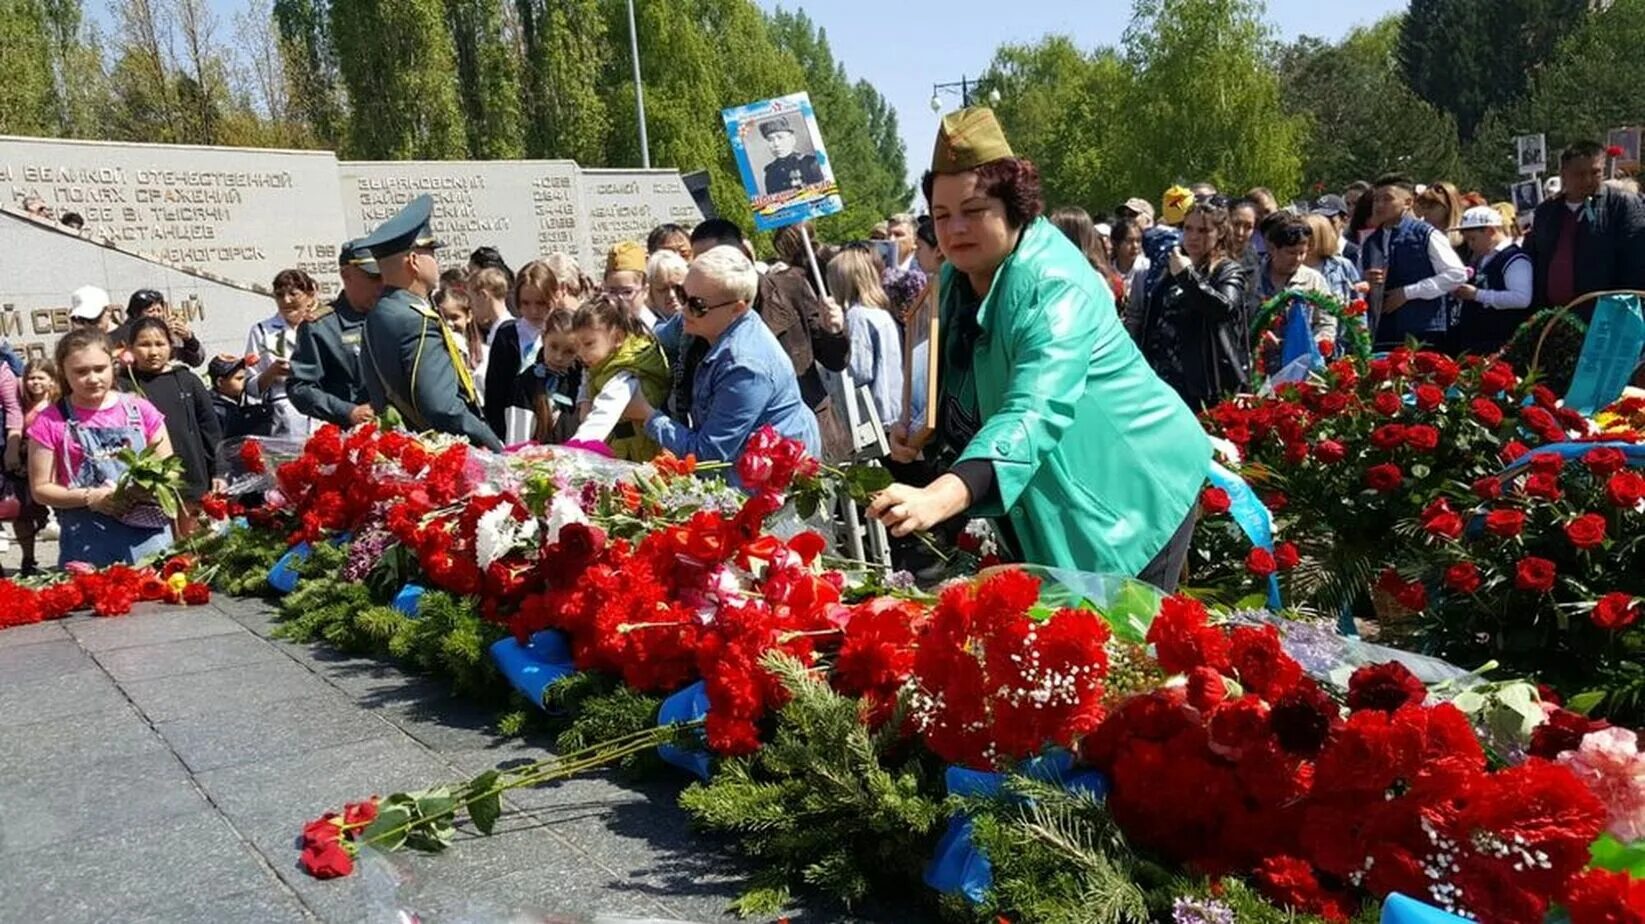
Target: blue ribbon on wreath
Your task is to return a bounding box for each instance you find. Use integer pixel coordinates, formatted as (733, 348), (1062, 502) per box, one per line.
(1381, 892), (1472, 924)
(488, 629), (578, 707)
(1206, 461), (1283, 611)
(391, 583), (426, 618)
(1565, 293), (1644, 415)
(265, 532), (353, 595)
(924, 751), (1108, 904)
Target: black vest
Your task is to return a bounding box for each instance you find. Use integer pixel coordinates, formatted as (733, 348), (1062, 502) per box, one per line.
(1458, 243), (1531, 355)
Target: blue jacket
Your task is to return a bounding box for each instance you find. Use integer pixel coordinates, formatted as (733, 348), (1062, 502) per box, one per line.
(645, 310), (821, 473)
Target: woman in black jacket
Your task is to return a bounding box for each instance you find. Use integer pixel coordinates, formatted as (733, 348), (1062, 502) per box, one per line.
(120, 317), (223, 534)
(1135, 198), (1252, 411)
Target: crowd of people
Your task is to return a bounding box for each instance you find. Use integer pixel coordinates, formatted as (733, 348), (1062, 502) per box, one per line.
(9, 118), (1642, 586)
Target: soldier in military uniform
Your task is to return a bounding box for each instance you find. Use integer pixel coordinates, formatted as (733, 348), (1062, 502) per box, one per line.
(356, 195), (503, 451)
(288, 239), (383, 428)
(759, 115), (824, 195)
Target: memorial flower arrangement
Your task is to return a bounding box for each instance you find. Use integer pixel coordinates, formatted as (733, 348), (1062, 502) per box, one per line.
(1247, 288), (1375, 379)
(181, 420), (1645, 921)
(0, 555), (210, 630)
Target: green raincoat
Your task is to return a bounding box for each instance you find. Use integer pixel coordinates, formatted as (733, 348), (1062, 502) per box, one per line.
(939, 216), (1210, 575)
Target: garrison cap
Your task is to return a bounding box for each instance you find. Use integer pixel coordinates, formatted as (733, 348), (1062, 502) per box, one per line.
(338, 238), (381, 275)
(931, 107), (1014, 174)
(359, 194), (444, 260)
(758, 115), (796, 139)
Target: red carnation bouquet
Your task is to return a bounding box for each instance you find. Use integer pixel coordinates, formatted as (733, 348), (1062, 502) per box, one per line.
(1088, 596), (1610, 922)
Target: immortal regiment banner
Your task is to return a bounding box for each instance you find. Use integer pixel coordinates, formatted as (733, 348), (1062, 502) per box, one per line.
(722, 92), (843, 232)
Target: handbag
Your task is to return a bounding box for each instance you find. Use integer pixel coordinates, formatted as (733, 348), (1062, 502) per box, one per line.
(0, 476), (21, 521)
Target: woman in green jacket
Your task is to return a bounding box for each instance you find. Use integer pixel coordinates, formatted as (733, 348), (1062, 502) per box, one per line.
(868, 108), (1210, 589)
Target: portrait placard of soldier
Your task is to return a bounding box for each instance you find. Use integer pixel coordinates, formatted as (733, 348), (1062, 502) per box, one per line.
(723, 92), (844, 232)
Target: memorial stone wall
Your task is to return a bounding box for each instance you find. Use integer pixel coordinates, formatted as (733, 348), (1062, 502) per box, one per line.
(1, 134), (703, 359)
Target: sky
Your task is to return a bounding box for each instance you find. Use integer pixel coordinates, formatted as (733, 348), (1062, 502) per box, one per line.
(749, 0), (1408, 189)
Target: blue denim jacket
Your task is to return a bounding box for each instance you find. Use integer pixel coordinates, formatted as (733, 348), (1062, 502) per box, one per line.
(645, 310), (821, 469)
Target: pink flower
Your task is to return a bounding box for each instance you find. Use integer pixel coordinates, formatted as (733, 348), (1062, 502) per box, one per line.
(1559, 727), (1645, 843)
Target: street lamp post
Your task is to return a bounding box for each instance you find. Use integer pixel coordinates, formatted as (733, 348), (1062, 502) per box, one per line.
(627, 0), (650, 168)
(930, 77), (1002, 113)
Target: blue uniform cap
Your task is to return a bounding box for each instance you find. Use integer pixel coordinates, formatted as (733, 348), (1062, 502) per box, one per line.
(358, 194), (445, 259)
(338, 237), (381, 275)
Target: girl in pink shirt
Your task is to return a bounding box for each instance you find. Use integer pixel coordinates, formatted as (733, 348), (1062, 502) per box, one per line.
(26, 329), (175, 568)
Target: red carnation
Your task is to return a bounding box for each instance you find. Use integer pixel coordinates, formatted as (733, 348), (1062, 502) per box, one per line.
(1592, 592), (1640, 631)
(1365, 463), (1403, 493)
(1564, 868), (1645, 924)
(1313, 439), (1346, 464)
(1531, 708), (1610, 759)
(1347, 662), (1427, 713)
(1584, 446), (1628, 477)
(1372, 390), (1403, 417)
(238, 440), (266, 475)
(1515, 556), (1557, 593)
(181, 583), (210, 606)
(1201, 486), (1232, 516)
(1607, 471), (1644, 509)
(1565, 513), (1608, 550)
(1274, 541), (1300, 570)
(1246, 547), (1277, 577)
(1470, 397), (1505, 427)
(1444, 562), (1482, 594)
(1404, 424), (1440, 452)
(1269, 680), (1339, 756)
(1230, 623), (1303, 700)
(1414, 384), (1444, 411)
(1186, 666), (1228, 712)
(1485, 508), (1526, 537)
(1255, 855), (1350, 921)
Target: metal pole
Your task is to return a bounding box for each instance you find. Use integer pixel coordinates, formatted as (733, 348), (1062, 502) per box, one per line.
(961, 75), (970, 107)
(627, 0), (650, 168)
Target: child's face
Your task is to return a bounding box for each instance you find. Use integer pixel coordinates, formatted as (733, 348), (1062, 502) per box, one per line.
(131, 327), (172, 373)
(216, 368), (248, 400)
(439, 301), (470, 333)
(542, 331), (578, 374)
(575, 324), (622, 369)
(24, 370), (53, 400)
(63, 346), (114, 404)
(517, 284), (553, 326)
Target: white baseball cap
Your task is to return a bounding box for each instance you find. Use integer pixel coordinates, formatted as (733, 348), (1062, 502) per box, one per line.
(1456, 206), (1503, 230)
(69, 285), (110, 320)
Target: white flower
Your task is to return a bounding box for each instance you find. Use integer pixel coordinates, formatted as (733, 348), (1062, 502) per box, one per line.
(475, 503), (537, 571)
(542, 492), (589, 546)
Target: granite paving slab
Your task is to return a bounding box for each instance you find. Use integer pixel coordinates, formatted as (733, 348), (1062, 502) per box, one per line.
(66, 606), (246, 651)
(121, 655), (336, 722)
(94, 629), (284, 682)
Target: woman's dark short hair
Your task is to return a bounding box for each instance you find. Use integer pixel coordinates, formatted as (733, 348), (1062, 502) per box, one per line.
(915, 214), (937, 248)
(921, 157), (1046, 228)
(1260, 211), (1313, 247)
(646, 223), (690, 253)
(127, 315), (172, 346)
(271, 268), (317, 295)
(1110, 217), (1142, 246)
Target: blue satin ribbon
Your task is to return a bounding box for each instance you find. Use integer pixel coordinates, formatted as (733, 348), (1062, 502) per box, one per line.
(1206, 461), (1283, 610)
(1565, 294), (1644, 415)
(657, 680), (712, 780)
(924, 751), (1108, 903)
(488, 629), (577, 707)
(1381, 892), (1471, 924)
(1280, 297), (1324, 372)
(392, 584), (425, 618)
(266, 542), (311, 594)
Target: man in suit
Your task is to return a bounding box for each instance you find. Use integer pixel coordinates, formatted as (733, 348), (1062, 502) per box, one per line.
(287, 239), (383, 428)
(356, 195), (502, 451)
(759, 115), (824, 195)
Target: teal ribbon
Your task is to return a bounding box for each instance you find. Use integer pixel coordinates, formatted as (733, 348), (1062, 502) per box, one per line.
(1564, 293), (1644, 415)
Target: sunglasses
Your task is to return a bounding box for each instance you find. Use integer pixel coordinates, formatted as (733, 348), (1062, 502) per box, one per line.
(674, 285), (739, 318)
(1270, 226), (1313, 246)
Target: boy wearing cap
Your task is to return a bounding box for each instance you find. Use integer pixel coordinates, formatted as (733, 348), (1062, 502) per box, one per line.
(207, 354), (275, 439)
(1453, 205), (1532, 354)
(759, 115), (823, 195)
(288, 239), (385, 428)
(356, 195), (502, 452)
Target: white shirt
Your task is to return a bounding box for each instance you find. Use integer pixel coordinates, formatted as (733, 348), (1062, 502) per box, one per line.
(1472, 239), (1533, 310)
(1377, 224), (1467, 302)
(244, 313), (315, 437)
(572, 372), (640, 444)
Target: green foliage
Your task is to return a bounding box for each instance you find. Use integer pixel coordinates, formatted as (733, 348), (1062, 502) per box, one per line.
(1500, 306), (1588, 396)
(0, 0), (59, 135)
(545, 672), (664, 774)
(516, 0), (608, 163)
(183, 525), (287, 597)
(1278, 19), (1461, 190)
(330, 0), (467, 158)
(443, 0), (522, 159)
(272, 0), (346, 148)
(1510, 0), (1645, 160)
(679, 653), (945, 917)
(1398, 0), (1588, 142)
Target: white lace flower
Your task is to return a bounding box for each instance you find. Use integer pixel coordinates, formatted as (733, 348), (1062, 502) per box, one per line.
(542, 492), (589, 546)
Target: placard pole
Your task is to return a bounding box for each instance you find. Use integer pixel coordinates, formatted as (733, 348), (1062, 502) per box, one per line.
(798, 223), (828, 297)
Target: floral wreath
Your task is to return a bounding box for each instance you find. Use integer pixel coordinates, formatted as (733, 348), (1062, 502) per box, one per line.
(1250, 288), (1374, 379)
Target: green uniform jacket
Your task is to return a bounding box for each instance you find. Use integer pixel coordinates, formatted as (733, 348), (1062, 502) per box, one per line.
(942, 216), (1210, 576)
(362, 287), (502, 452)
(288, 295), (368, 428)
